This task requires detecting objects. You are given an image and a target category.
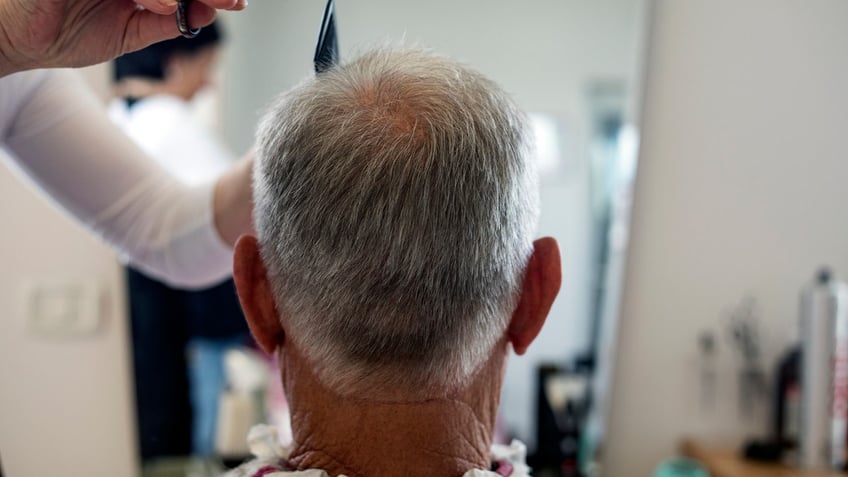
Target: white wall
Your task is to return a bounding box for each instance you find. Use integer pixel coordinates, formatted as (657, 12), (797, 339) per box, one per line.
(0, 65), (138, 477)
(219, 0), (645, 446)
(604, 1), (848, 475)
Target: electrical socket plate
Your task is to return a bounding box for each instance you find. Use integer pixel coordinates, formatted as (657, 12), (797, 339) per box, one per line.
(23, 279), (102, 338)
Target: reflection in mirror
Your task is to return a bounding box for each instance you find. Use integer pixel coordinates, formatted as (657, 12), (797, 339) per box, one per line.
(228, 2), (649, 475)
(148, 1), (648, 476)
(0, 1), (648, 476)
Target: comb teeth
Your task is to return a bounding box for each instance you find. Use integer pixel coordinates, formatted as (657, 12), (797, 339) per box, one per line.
(314, 0), (340, 74)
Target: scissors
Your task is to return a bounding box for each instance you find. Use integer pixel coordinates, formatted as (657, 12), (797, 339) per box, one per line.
(313, 0), (339, 73)
(176, 0), (201, 39)
(176, 0), (338, 62)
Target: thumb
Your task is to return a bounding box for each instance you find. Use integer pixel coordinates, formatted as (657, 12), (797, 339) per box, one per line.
(121, 3), (216, 54)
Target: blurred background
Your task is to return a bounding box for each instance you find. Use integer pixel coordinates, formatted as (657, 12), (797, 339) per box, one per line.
(2, 1), (848, 476)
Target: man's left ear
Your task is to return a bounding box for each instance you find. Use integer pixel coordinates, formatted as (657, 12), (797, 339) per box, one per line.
(233, 235), (284, 354)
(507, 237), (562, 355)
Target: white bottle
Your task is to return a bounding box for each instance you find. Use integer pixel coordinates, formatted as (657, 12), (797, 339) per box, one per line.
(799, 268), (848, 470)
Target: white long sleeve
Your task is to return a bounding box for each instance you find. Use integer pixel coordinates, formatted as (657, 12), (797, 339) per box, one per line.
(0, 69), (233, 288)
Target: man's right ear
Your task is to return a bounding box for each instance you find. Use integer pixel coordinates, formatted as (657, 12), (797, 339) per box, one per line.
(233, 235), (285, 354)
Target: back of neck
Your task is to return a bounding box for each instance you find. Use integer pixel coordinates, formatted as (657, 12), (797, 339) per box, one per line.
(279, 341), (509, 477)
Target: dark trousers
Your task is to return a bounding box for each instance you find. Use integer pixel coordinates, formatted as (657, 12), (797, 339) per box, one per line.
(127, 268), (250, 461)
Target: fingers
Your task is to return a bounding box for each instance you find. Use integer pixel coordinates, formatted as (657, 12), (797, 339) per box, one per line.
(187, 1), (218, 27)
(134, 0), (245, 15)
(135, 0), (178, 15)
(196, 0), (246, 11)
(122, 0), (240, 57)
(122, 4), (216, 54)
(124, 9), (180, 51)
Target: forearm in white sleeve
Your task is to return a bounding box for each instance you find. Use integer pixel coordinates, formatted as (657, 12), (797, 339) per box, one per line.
(2, 69), (233, 289)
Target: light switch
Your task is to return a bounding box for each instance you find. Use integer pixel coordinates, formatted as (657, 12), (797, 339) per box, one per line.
(24, 280), (102, 337)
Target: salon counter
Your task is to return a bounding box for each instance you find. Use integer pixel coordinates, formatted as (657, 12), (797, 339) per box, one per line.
(681, 439), (846, 477)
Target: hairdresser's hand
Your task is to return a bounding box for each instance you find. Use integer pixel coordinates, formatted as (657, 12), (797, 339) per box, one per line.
(214, 148), (255, 247)
(0, 0), (246, 77)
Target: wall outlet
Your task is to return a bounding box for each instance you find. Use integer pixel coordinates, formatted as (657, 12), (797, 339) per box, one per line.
(23, 280), (102, 338)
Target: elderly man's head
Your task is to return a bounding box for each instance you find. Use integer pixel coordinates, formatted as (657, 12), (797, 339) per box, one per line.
(235, 48), (560, 400)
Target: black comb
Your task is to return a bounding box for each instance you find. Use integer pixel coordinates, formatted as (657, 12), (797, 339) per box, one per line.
(313, 0), (339, 74)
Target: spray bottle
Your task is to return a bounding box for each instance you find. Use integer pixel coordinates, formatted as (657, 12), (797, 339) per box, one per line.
(799, 268), (848, 470)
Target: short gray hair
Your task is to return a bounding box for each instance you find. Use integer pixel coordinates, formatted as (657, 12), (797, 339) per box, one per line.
(254, 48), (538, 397)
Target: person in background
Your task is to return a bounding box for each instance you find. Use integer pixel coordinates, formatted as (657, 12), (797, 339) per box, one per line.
(109, 22), (236, 186)
(0, 0), (251, 290)
(110, 21), (232, 186)
(109, 22), (252, 463)
(229, 48), (561, 477)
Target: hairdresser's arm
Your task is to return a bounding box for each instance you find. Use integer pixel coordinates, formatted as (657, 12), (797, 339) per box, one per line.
(213, 149), (254, 249)
(0, 0), (245, 77)
(3, 69), (252, 288)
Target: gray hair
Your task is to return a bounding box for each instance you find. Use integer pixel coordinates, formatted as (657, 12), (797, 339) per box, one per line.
(254, 48), (538, 397)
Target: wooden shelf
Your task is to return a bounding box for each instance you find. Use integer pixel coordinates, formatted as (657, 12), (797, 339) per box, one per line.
(681, 439), (846, 477)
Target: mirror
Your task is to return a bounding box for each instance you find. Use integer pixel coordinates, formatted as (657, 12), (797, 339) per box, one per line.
(226, 2), (649, 474)
(0, 1), (649, 476)
(139, 0), (652, 474)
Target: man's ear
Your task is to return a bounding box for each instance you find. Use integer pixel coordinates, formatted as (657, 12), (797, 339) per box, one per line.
(508, 237), (562, 355)
(233, 235), (284, 354)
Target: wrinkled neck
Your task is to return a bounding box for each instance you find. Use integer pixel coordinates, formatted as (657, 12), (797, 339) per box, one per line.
(279, 340), (509, 477)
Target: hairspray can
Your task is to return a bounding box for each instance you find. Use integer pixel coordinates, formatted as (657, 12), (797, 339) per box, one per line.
(799, 268), (848, 470)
